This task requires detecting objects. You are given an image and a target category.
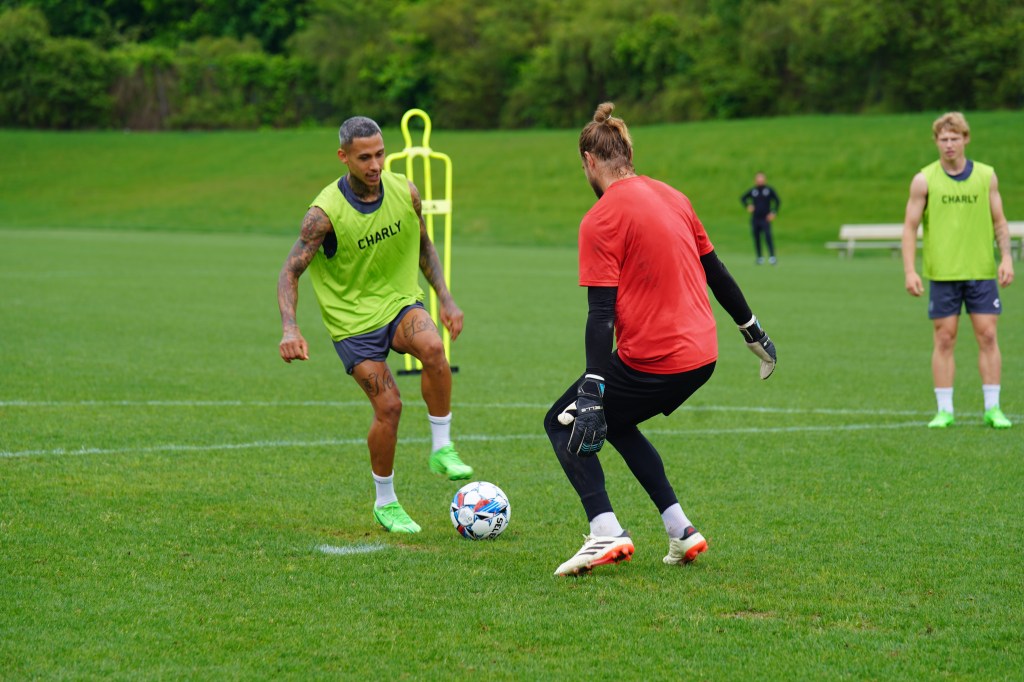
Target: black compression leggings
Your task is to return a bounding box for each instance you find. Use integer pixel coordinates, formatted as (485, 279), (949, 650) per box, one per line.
(544, 360), (713, 521)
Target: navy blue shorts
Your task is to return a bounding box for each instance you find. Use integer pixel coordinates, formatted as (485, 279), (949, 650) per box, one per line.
(332, 302), (425, 374)
(928, 280), (1002, 319)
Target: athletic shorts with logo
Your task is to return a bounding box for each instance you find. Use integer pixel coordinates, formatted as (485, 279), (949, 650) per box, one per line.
(928, 279), (1001, 319)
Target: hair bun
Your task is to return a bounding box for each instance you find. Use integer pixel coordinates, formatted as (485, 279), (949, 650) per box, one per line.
(594, 102), (615, 124)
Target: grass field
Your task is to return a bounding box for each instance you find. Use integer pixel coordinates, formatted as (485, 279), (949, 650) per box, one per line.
(2, 221), (1022, 678)
(2, 110), (1023, 252)
(3, 114), (1023, 678)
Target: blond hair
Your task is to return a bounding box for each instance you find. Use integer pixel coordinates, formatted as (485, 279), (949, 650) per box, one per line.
(578, 102), (633, 171)
(932, 112), (970, 139)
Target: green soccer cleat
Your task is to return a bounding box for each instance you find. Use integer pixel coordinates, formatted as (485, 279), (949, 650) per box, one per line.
(373, 501), (421, 533)
(429, 444), (473, 480)
(928, 411), (955, 428)
(984, 406), (1012, 429)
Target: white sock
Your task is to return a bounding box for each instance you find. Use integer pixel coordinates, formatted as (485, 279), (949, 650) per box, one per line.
(428, 413), (452, 452)
(589, 512), (624, 537)
(661, 503), (693, 539)
(935, 387), (954, 414)
(982, 384), (1001, 411)
(372, 470), (397, 508)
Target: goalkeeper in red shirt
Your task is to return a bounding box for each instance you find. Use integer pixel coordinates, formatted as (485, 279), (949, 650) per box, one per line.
(548, 102), (777, 577)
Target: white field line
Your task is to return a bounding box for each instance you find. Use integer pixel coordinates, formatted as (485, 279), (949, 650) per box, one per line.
(0, 399), (936, 417)
(1, 422), (929, 459)
(315, 543), (389, 556)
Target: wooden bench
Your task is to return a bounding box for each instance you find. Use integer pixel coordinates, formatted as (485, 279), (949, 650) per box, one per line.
(826, 222), (1024, 259)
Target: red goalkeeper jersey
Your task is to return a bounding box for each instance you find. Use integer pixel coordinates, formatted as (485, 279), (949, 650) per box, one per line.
(578, 175), (718, 374)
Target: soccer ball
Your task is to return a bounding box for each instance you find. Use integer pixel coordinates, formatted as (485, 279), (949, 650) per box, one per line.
(450, 481), (511, 540)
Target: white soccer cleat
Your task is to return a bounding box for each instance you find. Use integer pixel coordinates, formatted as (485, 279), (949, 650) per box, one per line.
(662, 526), (708, 565)
(554, 532), (634, 576)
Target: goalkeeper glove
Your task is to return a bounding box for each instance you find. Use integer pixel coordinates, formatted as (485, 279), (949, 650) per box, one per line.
(739, 316), (777, 380)
(566, 374), (607, 457)
(557, 401), (578, 426)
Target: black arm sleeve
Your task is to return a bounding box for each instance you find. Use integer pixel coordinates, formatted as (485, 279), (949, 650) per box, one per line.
(700, 250), (753, 326)
(584, 286), (617, 375)
(770, 188), (781, 213)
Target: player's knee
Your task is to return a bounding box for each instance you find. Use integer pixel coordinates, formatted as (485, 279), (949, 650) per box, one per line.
(374, 396), (403, 425)
(416, 339), (449, 372)
(975, 328), (998, 350)
(934, 328), (957, 349)
(543, 404), (573, 457)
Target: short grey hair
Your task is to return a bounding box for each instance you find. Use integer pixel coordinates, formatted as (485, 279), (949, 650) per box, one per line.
(338, 116), (382, 147)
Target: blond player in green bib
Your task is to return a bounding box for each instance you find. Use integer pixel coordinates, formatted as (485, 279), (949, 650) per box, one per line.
(277, 116), (472, 533)
(902, 112), (1014, 429)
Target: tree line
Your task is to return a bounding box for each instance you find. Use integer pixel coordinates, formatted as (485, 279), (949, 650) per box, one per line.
(1, 0), (1021, 130)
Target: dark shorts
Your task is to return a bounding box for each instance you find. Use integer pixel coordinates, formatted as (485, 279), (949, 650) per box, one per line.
(550, 353), (716, 431)
(928, 280), (1002, 319)
(332, 302), (425, 374)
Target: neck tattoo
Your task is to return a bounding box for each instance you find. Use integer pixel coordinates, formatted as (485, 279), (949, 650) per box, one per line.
(349, 175), (379, 201)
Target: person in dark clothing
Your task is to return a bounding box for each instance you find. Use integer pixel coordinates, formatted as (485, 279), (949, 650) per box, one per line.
(741, 172), (781, 264)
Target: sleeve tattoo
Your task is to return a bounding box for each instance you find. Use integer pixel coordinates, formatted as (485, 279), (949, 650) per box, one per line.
(410, 181), (452, 300)
(278, 207), (331, 328)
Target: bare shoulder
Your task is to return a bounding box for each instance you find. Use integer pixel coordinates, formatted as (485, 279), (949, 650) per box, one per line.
(300, 206), (333, 242)
(909, 172), (929, 197)
(407, 180), (423, 213)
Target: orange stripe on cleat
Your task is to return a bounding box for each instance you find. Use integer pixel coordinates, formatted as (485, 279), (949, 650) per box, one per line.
(591, 545), (634, 567)
(684, 539), (708, 563)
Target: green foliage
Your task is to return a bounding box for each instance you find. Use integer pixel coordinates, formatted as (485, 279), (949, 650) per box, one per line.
(0, 0), (311, 52)
(0, 8), (324, 130)
(3, 0), (1023, 130)
(109, 42), (177, 130)
(0, 6), (116, 128)
(0, 0), (122, 44)
(0, 6), (47, 124)
(287, 0), (396, 122)
(34, 37), (116, 128)
(167, 36), (320, 129)
(292, 0), (1024, 128)
(175, 0), (311, 53)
